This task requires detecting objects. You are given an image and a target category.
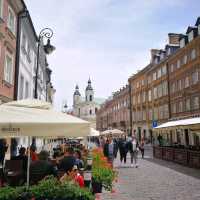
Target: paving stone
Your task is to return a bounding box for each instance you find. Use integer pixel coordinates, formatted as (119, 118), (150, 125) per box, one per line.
(99, 147), (200, 200)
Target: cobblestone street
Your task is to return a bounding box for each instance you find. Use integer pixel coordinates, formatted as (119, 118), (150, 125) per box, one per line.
(100, 147), (200, 200)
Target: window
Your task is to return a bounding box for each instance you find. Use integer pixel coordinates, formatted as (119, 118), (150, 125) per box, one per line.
(153, 107), (158, 120)
(137, 93), (140, 104)
(153, 72), (157, 81)
(171, 82), (176, 93)
(157, 68), (162, 78)
(157, 84), (162, 98)
(89, 95), (93, 101)
(180, 38), (185, 48)
(132, 96), (136, 105)
(183, 55), (187, 65)
(162, 65), (167, 75)
(7, 6), (16, 34)
(148, 90), (152, 102)
(188, 31), (194, 42)
(147, 75), (152, 84)
(177, 59), (180, 69)
(142, 110), (146, 120)
(149, 109), (153, 120)
(164, 104), (169, 118)
(4, 52), (13, 84)
(170, 64), (174, 73)
(142, 92), (146, 103)
(19, 75), (24, 99)
(192, 96), (199, 110)
(0, 0), (3, 18)
(172, 103), (176, 114)
(21, 33), (26, 51)
(153, 87), (157, 99)
(192, 71), (199, 85)
(136, 82), (139, 88)
(141, 79), (145, 86)
(159, 106), (163, 119)
(177, 79), (182, 91)
(186, 98), (190, 111)
(162, 81), (168, 96)
(178, 101), (183, 113)
(89, 110), (92, 115)
(185, 76), (190, 88)
(191, 49), (196, 60)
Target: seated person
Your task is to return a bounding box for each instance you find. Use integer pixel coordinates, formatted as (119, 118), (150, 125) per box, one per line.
(58, 147), (76, 173)
(14, 147), (28, 172)
(30, 150), (57, 183)
(74, 150), (84, 169)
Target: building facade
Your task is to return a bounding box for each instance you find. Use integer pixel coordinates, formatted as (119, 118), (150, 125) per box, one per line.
(96, 85), (130, 134)
(0, 0), (24, 103)
(73, 79), (104, 128)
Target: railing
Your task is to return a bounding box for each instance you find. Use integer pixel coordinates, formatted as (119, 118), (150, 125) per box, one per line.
(153, 146), (200, 169)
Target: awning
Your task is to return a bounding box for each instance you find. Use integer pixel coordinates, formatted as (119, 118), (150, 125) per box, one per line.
(155, 117), (200, 129)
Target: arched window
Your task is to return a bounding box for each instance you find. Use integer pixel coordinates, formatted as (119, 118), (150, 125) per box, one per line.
(89, 95), (93, 101)
(89, 109), (92, 115)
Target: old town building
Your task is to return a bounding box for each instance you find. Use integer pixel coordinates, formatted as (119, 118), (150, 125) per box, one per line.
(0, 0), (24, 103)
(97, 17), (200, 142)
(96, 85), (130, 134)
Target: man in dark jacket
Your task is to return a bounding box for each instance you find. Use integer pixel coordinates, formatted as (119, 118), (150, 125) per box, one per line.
(30, 150), (57, 183)
(58, 147), (76, 173)
(118, 135), (128, 166)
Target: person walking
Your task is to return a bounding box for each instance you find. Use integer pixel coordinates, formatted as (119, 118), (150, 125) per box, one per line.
(118, 135), (128, 167)
(103, 135), (117, 167)
(130, 135), (139, 168)
(140, 136), (145, 159)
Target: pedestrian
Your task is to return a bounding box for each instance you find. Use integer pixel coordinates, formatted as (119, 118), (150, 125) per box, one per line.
(130, 135), (139, 168)
(140, 136), (145, 159)
(103, 135), (117, 167)
(0, 139), (8, 166)
(118, 135), (128, 167)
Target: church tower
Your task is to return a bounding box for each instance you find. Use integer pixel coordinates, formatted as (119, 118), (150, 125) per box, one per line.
(73, 85), (81, 106)
(85, 78), (94, 102)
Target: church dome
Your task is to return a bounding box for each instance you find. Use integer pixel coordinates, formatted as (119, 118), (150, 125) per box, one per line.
(86, 78), (93, 91)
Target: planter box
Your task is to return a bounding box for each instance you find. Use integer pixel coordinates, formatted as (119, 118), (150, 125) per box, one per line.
(188, 151), (200, 169)
(174, 149), (188, 165)
(162, 148), (174, 161)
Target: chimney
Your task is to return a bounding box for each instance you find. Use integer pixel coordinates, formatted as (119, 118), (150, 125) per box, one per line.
(168, 33), (181, 45)
(150, 49), (160, 63)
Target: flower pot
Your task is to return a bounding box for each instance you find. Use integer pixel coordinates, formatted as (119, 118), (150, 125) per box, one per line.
(92, 180), (102, 193)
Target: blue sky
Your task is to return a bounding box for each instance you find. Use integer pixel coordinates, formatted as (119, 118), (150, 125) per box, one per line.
(25, 0), (200, 110)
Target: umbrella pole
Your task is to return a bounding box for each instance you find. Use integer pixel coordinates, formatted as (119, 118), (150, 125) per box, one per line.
(26, 136), (31, 188)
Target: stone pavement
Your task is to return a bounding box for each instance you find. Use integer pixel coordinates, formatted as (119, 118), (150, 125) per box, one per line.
(99, 147), (200, 200)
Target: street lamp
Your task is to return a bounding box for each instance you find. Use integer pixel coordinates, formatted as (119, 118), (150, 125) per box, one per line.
(34, 28), (55, 99)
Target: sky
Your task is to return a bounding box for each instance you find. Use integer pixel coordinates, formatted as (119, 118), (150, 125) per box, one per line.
(25, 0), (200, 111)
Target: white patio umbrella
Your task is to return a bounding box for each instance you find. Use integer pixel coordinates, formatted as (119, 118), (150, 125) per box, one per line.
(101, 129), (124, 136)
(0, 99), (90, 187)
(88, 128), (100, 137)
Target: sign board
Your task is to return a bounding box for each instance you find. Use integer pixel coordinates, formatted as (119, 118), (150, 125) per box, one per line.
(152, 121), (158, 128)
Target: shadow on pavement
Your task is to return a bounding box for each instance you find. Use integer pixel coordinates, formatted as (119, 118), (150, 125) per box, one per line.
(144, 157), (200, 180)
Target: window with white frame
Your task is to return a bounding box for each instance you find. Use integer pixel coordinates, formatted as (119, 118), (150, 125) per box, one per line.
(192, 71), (199, 85)
(178, 101), (183, 113)
(186, 98), (190, 111)
(177, 79), (182, 91)
(0, 0), (3, 19)
(142, 91), (146, 103)
(177, 59), (181, 69)
(142, 110), (146, 120)
(164, 104), (169, 118)
(7, 6), (16, 34)
(170, 64), (174, 73)
(153, 72), (157, 81)
(192, 96), (199, 110)
(149, 109), (153, 120)
(148, 90), (152, 102)
(4, 51), (13, 84)
(188, 31), (194, 42)
(162, 65), (167, 75)
(162, 81), (168, 96)
(191, 49), (196, 60)
(147, 75), (152, 84)
(132, 95), (136, 105)
(153, 87), (157, 99)
(171, 82), (176, 93)
(185, 76), (190, 88)
(153, 107), (158, 120)
(180, 38), (185, 48)
(157, 68), (162, 79)
(183, 55), (187, 65)
(172, 103), (176, 114)
(157, 84), (162, 98)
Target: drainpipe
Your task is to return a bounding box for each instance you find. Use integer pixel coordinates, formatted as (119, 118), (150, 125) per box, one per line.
(129, 83), (133, 136)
